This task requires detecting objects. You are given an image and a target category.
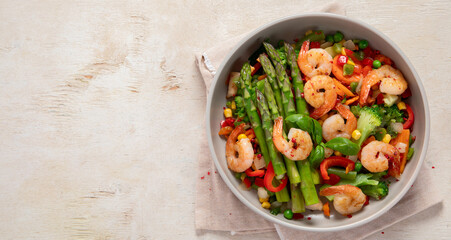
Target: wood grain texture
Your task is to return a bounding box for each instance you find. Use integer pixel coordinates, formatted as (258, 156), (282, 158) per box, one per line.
(0, 0), (449, 239)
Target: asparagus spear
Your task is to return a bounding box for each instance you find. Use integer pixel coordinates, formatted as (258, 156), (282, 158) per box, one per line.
(255, 90), (286, 177)
(274, 179), (290, 203)
(259, 53), (285, 117)
(240, 62), (252, 88)
(284, 42), (309, 115)
(257, 87), (304, 208)
(242, 87), (270, 166)
(264, 42), (297, 117)
(264, 44), (321, 205)
(297, 160), (320, 206)
(290, 183), (306, 213)
(257, 80), (301, 183)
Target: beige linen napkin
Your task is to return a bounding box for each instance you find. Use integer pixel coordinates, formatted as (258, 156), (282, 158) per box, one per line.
(195, 3), (442, 239)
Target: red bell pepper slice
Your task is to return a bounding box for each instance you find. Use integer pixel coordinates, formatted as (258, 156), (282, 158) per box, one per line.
(254, 177), (265, 187)
(251, 62), (262, 76)
(242, 177), (252, 188)
(322, 173), (340, 185)
(264, 162), (288, 192)
(376, 93), (384, 105)
(245, 168), (265, 177)
(320, 156), (355, 180)
(403, 104), (414, 129)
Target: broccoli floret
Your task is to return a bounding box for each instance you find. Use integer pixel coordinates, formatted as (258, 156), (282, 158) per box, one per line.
(361, 181), (389, 200)
(354, 106), (382, 146)
(383, 105), (405, 125)
(371, 104), (405, 128)
(351, 105), (362, 117)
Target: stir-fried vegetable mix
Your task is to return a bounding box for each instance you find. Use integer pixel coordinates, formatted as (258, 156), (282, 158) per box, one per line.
(219, 30), (415, 219)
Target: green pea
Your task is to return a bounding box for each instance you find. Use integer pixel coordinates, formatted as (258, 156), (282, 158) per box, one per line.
(326, 35), (334, 43)
(333, 43), (343, 54)
(333, 31), (344, 42)
(350, 82), (358, 92)
(373, 60), (382, 69)
(284, 209), (294, 219)
(358, 40), (369, 49)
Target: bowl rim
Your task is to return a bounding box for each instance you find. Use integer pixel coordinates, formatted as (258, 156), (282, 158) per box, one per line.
(206, 12), (430, 232)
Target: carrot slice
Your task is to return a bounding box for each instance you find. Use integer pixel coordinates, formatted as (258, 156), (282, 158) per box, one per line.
(323, 202), (330, 217)
(333, 78), (355, 97)
(335, 86), (346, 97)
(390, 129), (410, 173)
(345, 96), (359, 105)
(258, 74), (267, 80)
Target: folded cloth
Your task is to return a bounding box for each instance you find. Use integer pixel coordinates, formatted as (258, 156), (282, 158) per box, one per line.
(194, 3), (442, 239)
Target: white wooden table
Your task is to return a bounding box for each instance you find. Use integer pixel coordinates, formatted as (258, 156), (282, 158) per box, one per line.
(0, 1), (449, 239)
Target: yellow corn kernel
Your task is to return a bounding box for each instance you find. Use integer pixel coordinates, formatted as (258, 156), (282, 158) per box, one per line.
(352, 130), (361, 140)
(305, 30), (313, 36)
(341, 47), (346, 56)
(237, 134), (248, 140)
(259, 197), (269, 203)
(397, 101), (406, 110)
(347, 59), (355, 66)
(382, 134), (392, 143)
(231, 101), (236, 110)
(334, 151), (342, 156)
(261, 201), (271, 209)
(250, 66), (255, 73)
(224, 108), (232, 118)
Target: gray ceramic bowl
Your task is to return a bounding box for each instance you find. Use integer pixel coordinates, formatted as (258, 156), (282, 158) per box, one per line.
(206, 13), (429, 232)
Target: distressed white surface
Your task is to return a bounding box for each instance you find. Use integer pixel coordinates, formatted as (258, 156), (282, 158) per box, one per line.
(0, 0), (449, 239)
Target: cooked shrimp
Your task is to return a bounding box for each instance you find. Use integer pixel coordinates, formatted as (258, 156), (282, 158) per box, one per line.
(297, 41), (333, 78)
(332, 55), (362, 85)
(226, 124), (254, 172)
(304, 75), (337, 119)
(319, 185), (366, 215)
(272, 117), (313, 161)
(360, 140), (401, 178)
(359, 65), (408, 105)
(322, 103), (357, 141)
